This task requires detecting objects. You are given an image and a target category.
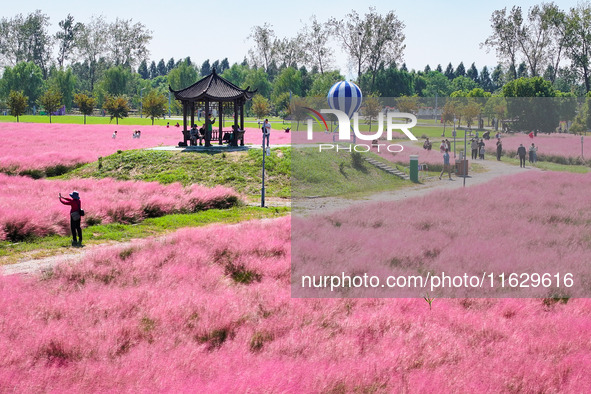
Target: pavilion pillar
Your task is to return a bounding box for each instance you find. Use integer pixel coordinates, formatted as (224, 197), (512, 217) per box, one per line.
(218, 101), (223, 145)
(233, 100), (238, 129)
(205, 99), (211, 147)
(182, 101), (188, 143)
(240, 101), (245, 146)
(190, 101), (195, 128)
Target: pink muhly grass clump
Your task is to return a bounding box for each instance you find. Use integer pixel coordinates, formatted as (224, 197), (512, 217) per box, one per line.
(1, 216), (591, 391)
(0, 174), (240, 241)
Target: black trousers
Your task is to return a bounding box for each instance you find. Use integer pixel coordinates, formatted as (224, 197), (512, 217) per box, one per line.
(471, 149), (477, 159)
(70, 218), (82, 243)
(519, 155), (526, 167)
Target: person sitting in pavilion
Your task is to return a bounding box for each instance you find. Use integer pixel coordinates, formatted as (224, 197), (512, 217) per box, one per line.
(189, 124), (199, 146)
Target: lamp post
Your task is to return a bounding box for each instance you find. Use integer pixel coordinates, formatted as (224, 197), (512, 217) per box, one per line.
(140, 88), (146, 118)
(261, 133), (270, 207)
(453, 118), (457, 159)
(463, 127), (467, 188)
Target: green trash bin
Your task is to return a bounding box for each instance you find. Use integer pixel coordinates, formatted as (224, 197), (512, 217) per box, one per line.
(409, 155), (419, 183)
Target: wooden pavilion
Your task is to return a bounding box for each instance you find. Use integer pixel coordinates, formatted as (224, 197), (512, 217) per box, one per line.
(169, 70), (256, 146)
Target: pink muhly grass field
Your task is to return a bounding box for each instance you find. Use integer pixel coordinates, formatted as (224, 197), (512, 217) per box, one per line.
(1, 216), (591, 391)
(292, 170), (591, 298)
(0, 123), (292, 172)
(0, 174), (239, 241)
(486, 133), (587, 161)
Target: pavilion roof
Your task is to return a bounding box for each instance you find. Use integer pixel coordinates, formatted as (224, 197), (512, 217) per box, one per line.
(169, 69), (255, 102)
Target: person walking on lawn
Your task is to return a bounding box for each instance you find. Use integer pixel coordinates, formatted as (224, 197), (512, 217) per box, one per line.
(59, 191), (83, 247)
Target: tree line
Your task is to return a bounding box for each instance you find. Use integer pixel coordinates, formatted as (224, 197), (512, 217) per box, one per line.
(2, 4), (591, 125)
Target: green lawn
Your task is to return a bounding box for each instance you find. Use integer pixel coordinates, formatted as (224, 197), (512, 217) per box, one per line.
(0, 206), (290, 265)
(59, 147), (291, 198)
(499, 156), (590, 173)
(292, 147), (409, 198)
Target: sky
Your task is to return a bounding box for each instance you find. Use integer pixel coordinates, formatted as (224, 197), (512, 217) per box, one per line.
(4, 0), (583, 75)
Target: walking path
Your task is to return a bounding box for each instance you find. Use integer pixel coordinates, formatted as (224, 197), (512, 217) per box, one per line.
(294, 158), (539, 214)
(2, 158), (537, 276)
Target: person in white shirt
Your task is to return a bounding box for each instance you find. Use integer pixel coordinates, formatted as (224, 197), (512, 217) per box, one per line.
(262, 118), (271, 147)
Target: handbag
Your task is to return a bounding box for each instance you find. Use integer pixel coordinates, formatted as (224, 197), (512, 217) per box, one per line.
(71, 211), (81, 221)
(80, 209), (85, 217)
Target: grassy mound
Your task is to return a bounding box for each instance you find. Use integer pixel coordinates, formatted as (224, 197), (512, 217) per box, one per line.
(62, 148), (291, 198)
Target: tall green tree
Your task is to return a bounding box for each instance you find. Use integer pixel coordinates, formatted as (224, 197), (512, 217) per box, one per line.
(48, 68), (77, 111)
(103, 95), (129, 125)
(166, 57), (175, 72)
(74, 92), (96, 124)
(55, 14), (83, 68)
(168, 61), (198, 90)
(221, 63), (249, 88)
(444, 63), (455, 80)
(247, 23), (277, 71)
(38, 89), (63, 123)
(271, 67), (302, 102)
(308, 70), (344, 96)
(467, 63), (479, 82)
(483, 7), (520, 80)
(157, 59), (167, 76)
(455, 62), (466, 77)
(2, 11), (53, 78)
(0, 61), (44, 107)
(149, 60), (158, 79)
(502, 77), (557, 132)
(98, 66), (132, 96)
(480, 66), (493, 91)
(7, 90), (28, 122)
(251, 93), (270, 119)
(329, 7), (405, 90)
(142, 90), (167, 125)
(76, 16), (109, 91)
(422, 71), (451, 97)
(138, 59), (149, 79)
(565, 3), (591, 92)
(244, 68), (272, 98)
(201, 59), (211, 76)
(109, 18), (152, 68)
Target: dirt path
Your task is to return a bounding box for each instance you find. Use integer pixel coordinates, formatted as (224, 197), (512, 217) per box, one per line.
(3, 159), (535, 276)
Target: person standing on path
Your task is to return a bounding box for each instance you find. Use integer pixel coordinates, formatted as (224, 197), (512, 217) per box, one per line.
(517, 144), (527, 168)
(59, 191), (83, 247)
(471, 138), (478, 160)
(439, 140), (446, 153)
(262, 118), (271, 147)
(439, 148), (453, 180)
(496, 139), (503, 161)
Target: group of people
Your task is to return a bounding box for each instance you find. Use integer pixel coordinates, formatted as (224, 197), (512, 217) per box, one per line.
(517, 143), (538, 167)
(188, 114), (216, 146)
(470, 138), (486, 160)
(111, 130), (142, 139)
(439, 139), (451, 153)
